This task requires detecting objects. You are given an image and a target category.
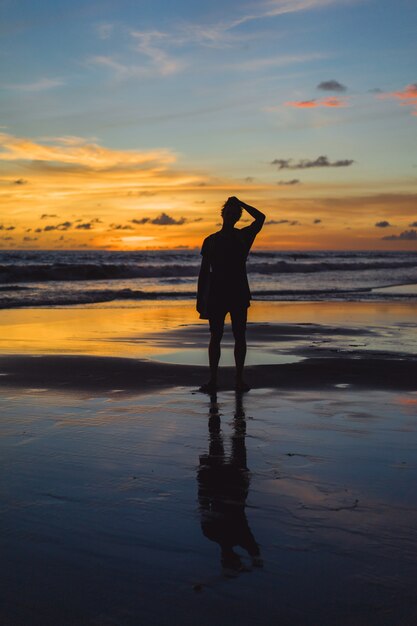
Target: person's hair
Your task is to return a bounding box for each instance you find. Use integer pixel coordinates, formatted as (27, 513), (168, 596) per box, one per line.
(221, 197), (242, 220)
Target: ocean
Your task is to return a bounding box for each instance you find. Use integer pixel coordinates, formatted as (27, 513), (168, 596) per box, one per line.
(0, 249), (417, 308)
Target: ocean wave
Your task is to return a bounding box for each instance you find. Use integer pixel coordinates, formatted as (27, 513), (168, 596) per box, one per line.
(0, 263), (200, 283)
(248, 259), (417, 274)
(1, 258), (417, 284)
(1, 285), (417, 309)
(0, 288), (196, 308)
(0, 284), (30, 291)
(251, 287), (371, 296)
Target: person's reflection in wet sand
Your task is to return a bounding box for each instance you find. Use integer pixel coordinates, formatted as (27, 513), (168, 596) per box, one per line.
(198, 392), (262, 575)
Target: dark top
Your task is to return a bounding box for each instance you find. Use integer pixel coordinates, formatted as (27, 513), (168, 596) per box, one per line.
(199, 221), (261, 316)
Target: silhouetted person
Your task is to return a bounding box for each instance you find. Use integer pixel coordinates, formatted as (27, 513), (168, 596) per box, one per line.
(197, 197), (265, 393)
(197, 393), (262, 574)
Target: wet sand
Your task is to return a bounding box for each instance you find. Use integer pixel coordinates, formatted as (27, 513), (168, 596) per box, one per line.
(1, 386), (417, 625)
(0, 351), (417, 393)
(1, 301), (417, 625)
(1, 300), (416, 392)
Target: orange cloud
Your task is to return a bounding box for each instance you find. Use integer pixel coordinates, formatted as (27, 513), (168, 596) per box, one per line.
(391, 83), (417, 101)
(286, 99), (317, 108)
(0, 132), (213, 249)
(377, 84), (417, 116)
(0, 132), (176, 170)
(285, 96), (347, 108)
(1, 131), (416, 251)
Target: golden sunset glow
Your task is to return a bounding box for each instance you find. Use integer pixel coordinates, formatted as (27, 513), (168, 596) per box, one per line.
(1, 130), (416, 251)
(0, 0), (416, 251)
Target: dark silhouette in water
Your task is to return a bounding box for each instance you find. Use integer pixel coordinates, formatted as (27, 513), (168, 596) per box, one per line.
(197, 197), (265, 393)
(197, 393), (262, 574)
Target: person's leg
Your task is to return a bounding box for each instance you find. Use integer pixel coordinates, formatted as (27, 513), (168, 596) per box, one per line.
(209, 313), (225, 387)
(200, 312), (225, 392)
(231, 308), (249, 391)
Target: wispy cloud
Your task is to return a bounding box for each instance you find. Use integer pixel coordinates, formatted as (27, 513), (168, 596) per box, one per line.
(382, 229), (417, 241)
(131, 212), (187, 226)
(89, 48), (184, 79)
(109, 224), (134, 231)
(130, 30), (185, 76)
(317, 79), (347, 92)
(4, 78), (65, 92)
(377, 83), (417, 116)
(284, 96), (348, 108)
(229, 52), (325, 72)
(262, 0), (343, 16)
(387, 83), (417, 101)
(228, 0), (344, 29)
(96, 23), (114, 40)
(166, 0), (342, 50)
(265, 218), (299, 225)
(272, 155), (354, 169)
(173, 22), (243, 48)
(0, 132), (176, 171)
(88, 0), (338, 82)
(0, 132), (209, 251)
(277, 179), (300, 185)
(43, 221), (72, 231)
(100, 23), (240, 81)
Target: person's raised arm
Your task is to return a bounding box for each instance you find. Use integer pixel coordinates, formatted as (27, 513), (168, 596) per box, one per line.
(235, 197), (265, 229)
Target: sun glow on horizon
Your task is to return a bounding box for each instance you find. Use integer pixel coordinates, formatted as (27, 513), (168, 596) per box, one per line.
(1, 0), (416, 251)
(0, 130), (416, 251)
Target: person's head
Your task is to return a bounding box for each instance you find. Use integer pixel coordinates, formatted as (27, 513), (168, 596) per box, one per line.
(221, 197), (242, 226)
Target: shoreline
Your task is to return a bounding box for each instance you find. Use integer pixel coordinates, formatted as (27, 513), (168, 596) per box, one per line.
(1, 352), (417, 392)
(1, 300), (416, 392)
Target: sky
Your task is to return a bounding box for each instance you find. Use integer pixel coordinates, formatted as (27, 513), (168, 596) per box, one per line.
(1, 0), (416, 250)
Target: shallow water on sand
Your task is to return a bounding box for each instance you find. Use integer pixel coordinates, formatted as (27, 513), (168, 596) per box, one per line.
(1, 386), (417, 625)
(0, 301), (416, 361)
(151, 347), (303, 366)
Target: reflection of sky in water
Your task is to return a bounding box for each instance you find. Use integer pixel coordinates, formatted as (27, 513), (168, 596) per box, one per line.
(374, 283), (417, 295)
(151, 348), (303, 366)
(0, 301), (416, 358)
(0, 387), (416, 624)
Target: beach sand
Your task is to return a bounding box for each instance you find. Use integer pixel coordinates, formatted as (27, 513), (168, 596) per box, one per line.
(1, 301), (417, 625)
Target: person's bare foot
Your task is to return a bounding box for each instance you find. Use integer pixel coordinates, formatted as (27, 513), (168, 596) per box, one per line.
(235, 380), (250, 392)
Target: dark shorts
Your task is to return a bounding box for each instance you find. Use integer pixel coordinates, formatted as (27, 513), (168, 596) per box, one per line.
(208, 306), (248, 337)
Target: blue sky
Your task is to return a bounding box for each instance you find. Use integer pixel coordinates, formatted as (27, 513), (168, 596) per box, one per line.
(1, 0), (416, 249)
